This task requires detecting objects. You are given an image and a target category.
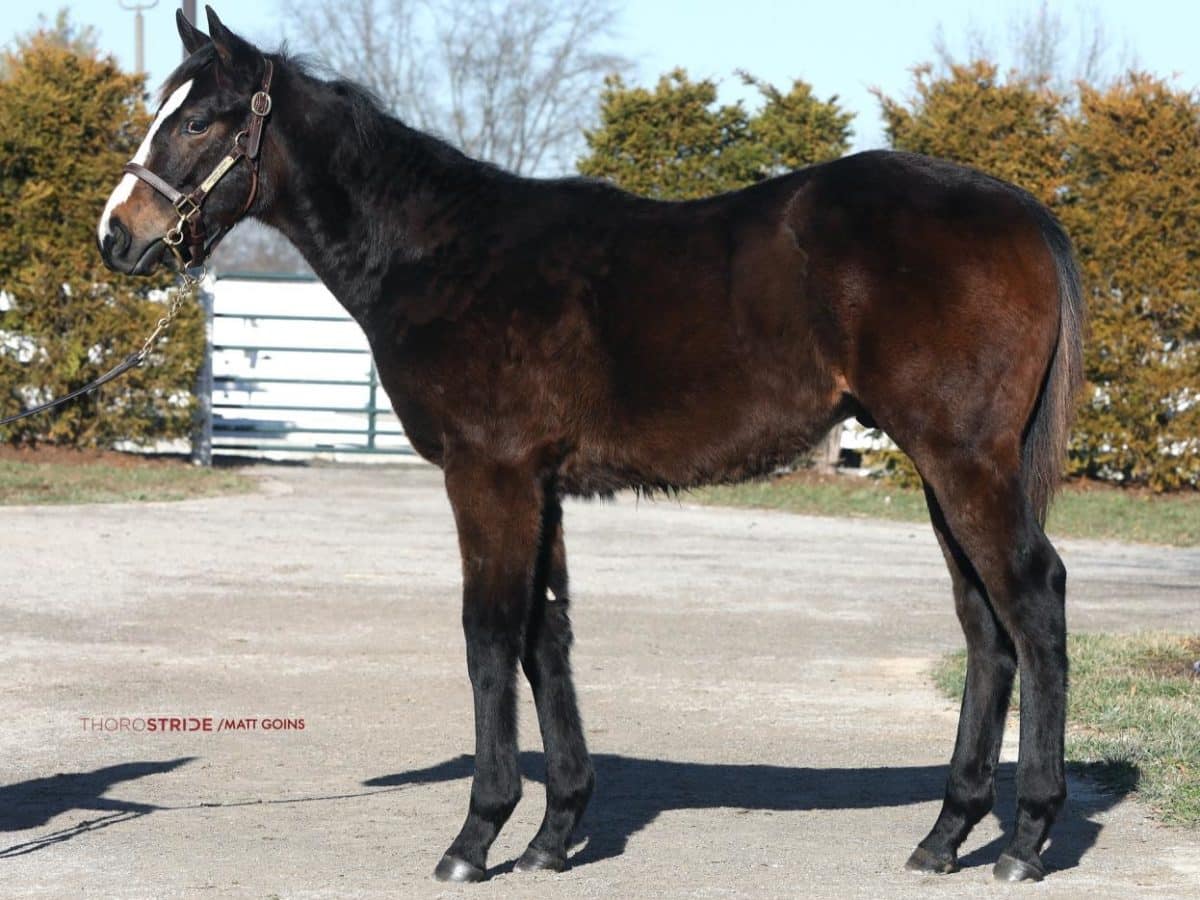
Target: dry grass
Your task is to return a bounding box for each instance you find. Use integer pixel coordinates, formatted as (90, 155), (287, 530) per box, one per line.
(0, 447), (252, 504)
(694, 472), (1200, 546)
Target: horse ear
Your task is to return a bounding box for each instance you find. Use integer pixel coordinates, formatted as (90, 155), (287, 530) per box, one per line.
(204, 6), (259, 73)
(176, 9), (209, 55)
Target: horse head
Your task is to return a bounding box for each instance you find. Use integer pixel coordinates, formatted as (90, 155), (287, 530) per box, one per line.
(97, 6), (273, 275)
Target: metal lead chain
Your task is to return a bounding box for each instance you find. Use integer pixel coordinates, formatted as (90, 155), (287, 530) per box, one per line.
(136, 272), (202, 362)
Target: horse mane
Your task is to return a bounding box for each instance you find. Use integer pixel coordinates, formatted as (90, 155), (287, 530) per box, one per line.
(159, 43), (502, 187)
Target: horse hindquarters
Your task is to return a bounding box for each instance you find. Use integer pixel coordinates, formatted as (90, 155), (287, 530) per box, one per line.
(883, 366), (1069, 878)
(835, 194), (1080, 879)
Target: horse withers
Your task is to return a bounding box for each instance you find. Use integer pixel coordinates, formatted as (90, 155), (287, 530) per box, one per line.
(98, 6), (1084, 884)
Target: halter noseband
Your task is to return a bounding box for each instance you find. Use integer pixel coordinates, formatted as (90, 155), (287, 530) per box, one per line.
(124, 59), (274, 271)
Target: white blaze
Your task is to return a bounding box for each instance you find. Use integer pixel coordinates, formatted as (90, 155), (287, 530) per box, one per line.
(98, 79), (195, 245)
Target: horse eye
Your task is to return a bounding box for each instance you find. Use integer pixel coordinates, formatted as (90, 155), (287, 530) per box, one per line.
(184, 118), (210, 135)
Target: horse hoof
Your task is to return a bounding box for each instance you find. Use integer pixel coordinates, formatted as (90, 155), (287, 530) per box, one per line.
(904, 846), (959, 874)
(514, 846), (567, 873)
(993, 853), (1045, 883)
(433, 854), (485, 883)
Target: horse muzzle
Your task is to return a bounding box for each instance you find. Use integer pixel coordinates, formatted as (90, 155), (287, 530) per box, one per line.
(98, 217), (168, 276)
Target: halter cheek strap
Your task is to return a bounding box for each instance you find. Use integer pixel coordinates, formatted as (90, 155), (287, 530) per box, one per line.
(123, 59), (274, 270)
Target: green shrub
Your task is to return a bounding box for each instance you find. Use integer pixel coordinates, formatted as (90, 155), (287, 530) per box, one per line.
(0, 24), (204, 447)
(578, 69), (852, 200)
(1060, 75), (1200, 490)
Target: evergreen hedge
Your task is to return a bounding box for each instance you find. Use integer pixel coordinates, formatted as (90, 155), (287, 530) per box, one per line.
(0, 30), (204, 447)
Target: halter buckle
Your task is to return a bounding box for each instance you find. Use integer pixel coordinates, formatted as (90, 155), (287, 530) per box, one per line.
(173, 195), (201, 221)
(250, 91), (272, 117)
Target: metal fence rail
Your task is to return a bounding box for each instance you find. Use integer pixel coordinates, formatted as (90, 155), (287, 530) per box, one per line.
(193, 273), (416, 463)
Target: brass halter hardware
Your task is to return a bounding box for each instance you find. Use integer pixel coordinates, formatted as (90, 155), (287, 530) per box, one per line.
(123, 59), (274, 271)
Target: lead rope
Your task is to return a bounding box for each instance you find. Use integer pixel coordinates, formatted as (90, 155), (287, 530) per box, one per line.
(0, 267), (203, 427)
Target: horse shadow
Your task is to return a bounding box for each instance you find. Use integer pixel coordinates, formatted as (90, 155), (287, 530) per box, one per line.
(364, 753), (1137, 874)
(0, 758), (195, 857)
(0, 753), (1133, 872)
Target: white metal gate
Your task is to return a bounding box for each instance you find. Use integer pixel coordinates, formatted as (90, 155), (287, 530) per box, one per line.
(193, 273), (416, 463)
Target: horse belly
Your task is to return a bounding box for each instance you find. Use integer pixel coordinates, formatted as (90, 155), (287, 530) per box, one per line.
(560, 339), (843, 495)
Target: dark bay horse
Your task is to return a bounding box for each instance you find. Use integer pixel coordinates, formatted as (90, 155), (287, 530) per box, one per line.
(98, 7), (1084, 885)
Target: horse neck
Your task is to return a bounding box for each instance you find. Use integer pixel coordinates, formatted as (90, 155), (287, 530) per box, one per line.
(258, 66), (493, 323)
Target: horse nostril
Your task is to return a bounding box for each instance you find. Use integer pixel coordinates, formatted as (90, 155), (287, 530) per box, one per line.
(108, 217), (131, 256)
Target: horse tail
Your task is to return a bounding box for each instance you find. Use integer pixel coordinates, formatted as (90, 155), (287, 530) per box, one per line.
(1023, 210), (1086, 525)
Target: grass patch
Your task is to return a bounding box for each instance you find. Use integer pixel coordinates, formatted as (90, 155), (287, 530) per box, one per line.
(0, 452), (252, 505)
(932, 633), (1200, 827)
(693, 474), (1200, 546)
(696, 474), (928, 523)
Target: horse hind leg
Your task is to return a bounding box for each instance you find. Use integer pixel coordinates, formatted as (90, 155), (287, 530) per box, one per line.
(515, 494), (595, 872)
(912, 448), (1067, 882)
(906, 484), (1017, 875)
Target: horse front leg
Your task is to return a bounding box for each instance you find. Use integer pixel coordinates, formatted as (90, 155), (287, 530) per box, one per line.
(515, 495), (594, 872)
(434, 455), (544, 883)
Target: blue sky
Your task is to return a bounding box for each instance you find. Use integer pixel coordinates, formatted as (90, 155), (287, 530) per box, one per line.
(5, 1), (1200, 154)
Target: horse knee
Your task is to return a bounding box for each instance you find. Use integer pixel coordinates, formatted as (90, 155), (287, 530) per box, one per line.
(524, 601), (575, 675)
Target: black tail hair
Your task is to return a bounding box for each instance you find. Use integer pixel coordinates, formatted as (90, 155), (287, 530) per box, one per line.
(1023, 212), (1086, 523)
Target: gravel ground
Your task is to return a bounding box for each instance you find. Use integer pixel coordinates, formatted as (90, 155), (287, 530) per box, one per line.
(0, 464), (1196, 899)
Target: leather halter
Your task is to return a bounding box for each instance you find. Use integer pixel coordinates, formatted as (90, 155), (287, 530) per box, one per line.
(124, 60), (274, 270)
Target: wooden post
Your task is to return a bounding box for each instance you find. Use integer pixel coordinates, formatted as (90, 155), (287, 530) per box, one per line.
(190, 279), (214, 466)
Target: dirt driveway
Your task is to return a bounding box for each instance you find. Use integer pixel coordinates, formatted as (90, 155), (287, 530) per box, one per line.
(0, 464), (1197, 898)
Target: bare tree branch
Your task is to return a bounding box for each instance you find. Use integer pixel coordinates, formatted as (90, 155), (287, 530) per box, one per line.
(280, 0), (629, 174)
(1009, 0), (1064, 85)
(280, 0), (428, 120)
(932, 1), (1129, 92)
